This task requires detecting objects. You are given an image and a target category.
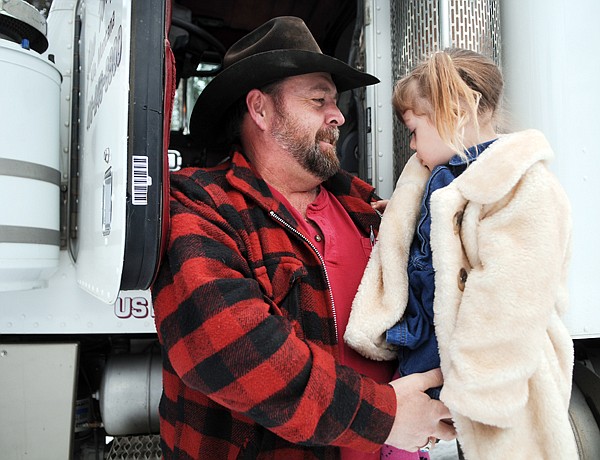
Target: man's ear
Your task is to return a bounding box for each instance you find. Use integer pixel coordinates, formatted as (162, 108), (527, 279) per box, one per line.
(246, 89), (268, 130)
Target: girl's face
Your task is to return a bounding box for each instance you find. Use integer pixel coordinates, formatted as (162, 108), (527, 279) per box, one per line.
(402, 110), (455, 171)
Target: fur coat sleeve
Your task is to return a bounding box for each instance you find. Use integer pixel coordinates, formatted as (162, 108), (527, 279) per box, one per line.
(344, 153), (430, 361)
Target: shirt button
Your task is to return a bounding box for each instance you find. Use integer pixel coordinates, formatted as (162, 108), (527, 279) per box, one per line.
(315, 235), (322, 242)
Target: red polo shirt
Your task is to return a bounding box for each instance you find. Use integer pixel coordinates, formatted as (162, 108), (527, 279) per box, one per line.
(271, 185), (396, 460)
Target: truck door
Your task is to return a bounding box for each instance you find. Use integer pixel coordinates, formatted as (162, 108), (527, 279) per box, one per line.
(72, 0), (173, 303)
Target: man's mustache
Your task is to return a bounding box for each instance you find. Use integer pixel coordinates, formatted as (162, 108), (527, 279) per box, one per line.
(316, 127), (339, 146)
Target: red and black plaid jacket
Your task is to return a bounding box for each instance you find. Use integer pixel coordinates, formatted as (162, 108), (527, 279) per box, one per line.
(152, 151), (396, 459)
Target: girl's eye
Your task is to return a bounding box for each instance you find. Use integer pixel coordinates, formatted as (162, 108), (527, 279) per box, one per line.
(409, 130), (415, 139)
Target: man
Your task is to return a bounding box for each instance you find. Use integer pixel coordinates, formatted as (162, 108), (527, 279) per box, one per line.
(152, 16), (455, 460)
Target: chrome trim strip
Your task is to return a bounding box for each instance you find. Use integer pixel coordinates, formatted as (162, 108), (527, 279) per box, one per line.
(0, 158), (61, 185)
(0, 225), (60, 245)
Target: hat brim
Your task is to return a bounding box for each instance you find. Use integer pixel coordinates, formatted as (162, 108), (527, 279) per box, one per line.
(189, 50), (379, 145)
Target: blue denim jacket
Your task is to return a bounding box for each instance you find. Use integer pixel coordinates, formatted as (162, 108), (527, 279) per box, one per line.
(386, 140), (496, 398)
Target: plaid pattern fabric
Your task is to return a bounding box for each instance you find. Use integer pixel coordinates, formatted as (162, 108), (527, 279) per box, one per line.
(152, 151), (396, 459)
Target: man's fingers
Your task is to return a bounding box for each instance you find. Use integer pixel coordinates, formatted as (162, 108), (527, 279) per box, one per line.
(388, 368), (442, 393)
(385, 370), (456, 450)
(416, 368), (443, 391)
(432, 398), (452, 421)
(432, 416), (457, 441)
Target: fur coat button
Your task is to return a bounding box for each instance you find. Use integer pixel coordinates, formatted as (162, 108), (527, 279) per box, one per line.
(458, 268), (468, 291)
(453, 210), (464, 234)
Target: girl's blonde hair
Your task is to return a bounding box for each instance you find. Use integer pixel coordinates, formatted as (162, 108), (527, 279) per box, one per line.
(393, 48), (503, 157)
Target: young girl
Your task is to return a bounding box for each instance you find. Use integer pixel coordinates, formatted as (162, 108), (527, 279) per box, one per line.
(344, 48), (578, 459)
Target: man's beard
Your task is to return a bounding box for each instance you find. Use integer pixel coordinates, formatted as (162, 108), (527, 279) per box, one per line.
(271, 107), (341, 181)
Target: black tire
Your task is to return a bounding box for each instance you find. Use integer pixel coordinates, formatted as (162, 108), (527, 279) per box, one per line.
(569, 382), (600, 459)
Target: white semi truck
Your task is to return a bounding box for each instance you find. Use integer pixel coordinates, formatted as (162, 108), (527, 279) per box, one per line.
(1, 0), (599, 458)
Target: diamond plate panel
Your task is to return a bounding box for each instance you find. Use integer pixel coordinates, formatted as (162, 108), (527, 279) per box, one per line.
(107, 435), (162, 460)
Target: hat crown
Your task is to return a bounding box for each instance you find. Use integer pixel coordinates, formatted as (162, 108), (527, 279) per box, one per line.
(223, 16), (322, 69)
(190, 16), (379, 151)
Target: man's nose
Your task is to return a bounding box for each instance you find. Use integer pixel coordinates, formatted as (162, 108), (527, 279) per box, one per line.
(327, 103), (345, 126)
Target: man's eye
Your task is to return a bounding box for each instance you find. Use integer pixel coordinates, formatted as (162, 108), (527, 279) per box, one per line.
(313, 98), (325, 104)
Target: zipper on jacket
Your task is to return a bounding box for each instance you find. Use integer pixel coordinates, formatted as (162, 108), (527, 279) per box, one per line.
(269, 210), (339, 342)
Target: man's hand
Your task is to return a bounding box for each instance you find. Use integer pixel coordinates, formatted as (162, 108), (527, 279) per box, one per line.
(371, 200), (389, 215)
(385, 368), (456, 452)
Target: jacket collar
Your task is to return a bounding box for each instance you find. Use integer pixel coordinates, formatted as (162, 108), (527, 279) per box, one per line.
(225, 150), (381, 234)
(452, 129), (554, 203)
(448, 138), (497, 167)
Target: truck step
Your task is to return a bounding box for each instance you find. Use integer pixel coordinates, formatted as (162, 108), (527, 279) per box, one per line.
(107, 435), (162, 460)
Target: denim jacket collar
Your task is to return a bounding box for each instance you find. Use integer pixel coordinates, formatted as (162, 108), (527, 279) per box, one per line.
(448, 138), (498, 167)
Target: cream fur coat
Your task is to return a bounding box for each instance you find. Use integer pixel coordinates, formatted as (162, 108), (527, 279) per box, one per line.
(345, 130), (578, 459)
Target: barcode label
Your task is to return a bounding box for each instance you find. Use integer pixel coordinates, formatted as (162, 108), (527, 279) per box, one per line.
(132, 156), (152, 205)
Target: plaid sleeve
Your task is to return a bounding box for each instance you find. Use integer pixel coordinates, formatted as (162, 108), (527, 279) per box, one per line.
(152, 173), (396, 452)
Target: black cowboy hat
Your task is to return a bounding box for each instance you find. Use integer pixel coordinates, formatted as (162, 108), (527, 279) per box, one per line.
(189, 16), (379, 148)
